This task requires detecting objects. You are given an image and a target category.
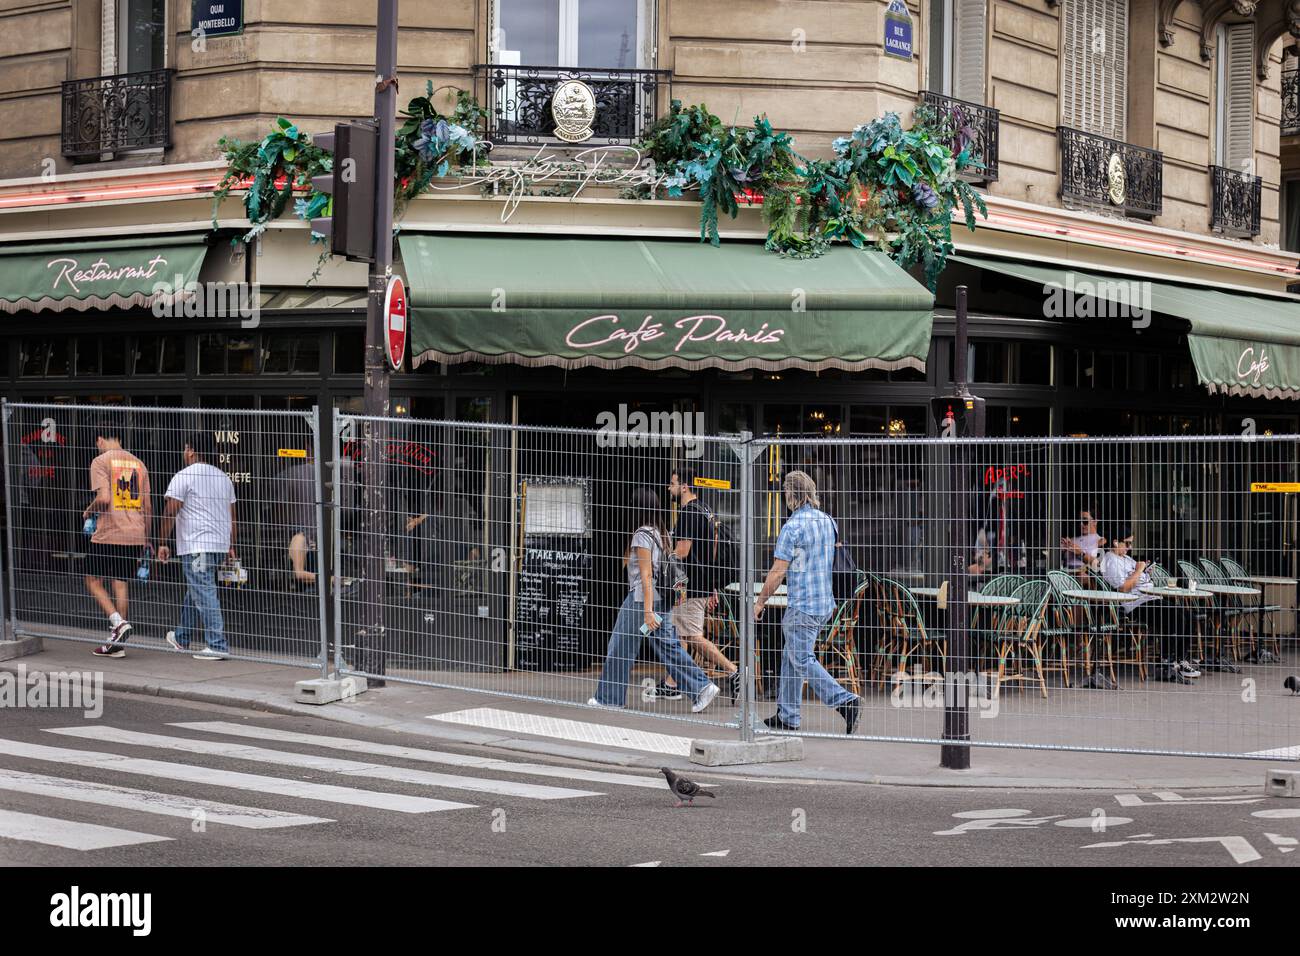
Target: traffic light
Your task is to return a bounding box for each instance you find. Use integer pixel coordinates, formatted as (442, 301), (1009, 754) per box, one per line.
(310, 120), (379, 263)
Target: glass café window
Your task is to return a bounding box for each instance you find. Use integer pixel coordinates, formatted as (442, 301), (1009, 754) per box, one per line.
(494, 0), (647, 68)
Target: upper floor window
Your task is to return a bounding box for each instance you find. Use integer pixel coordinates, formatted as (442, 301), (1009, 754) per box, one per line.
(928, 0), (987, 103)
(1215, 22), (1255, 174)
(1061, 0), (1128, 140)
(114, 0), (167, 74)
(492, 0), (652, 69)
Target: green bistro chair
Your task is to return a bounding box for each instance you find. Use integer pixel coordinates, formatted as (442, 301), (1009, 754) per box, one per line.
(987, 579), (1052, 699)
(816, 576), (870, 697)
(890, 582), (946, 677)
(1200, 558), (1253, 660)
(1147, 563), (1170, 587)
(1045, 569), (1116, 686)
(1219, 557), (1282, 657)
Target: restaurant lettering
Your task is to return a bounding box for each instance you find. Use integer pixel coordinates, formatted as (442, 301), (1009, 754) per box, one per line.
(565, 314), (785, 355)
(47, 255), (168, 294)
(1236, 346), (1270, 386)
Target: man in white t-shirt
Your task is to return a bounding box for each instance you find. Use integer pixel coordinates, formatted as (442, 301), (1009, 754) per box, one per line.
(156, 432), (237, 661)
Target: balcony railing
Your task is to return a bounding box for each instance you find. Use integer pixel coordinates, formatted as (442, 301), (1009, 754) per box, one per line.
(1210, 165), (1262, 238)
(920, 91), (999, 182)
(61, 69), (174, 160)
(1058, 127), (1162, 219)
(1283, 66), (1300, 137)
(473, 64), (670, 147)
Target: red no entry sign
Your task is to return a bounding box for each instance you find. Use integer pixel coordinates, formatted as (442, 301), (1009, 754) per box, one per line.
(384, 275), (407, 371)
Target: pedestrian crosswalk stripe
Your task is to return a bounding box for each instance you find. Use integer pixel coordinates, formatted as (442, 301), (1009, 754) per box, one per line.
(0, 808), (171, 851)
(428, 707), (695, 756)
(0, 769), (333, 829)
(170, 721), (666, 790)
(47, 726), (603, 801)
(0, 737), (471, 814)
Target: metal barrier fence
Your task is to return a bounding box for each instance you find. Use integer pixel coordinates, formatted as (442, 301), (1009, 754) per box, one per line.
(1, 401), (327, 670)
(331, 414), (1300, 758)
(4, 400), (1297, 759)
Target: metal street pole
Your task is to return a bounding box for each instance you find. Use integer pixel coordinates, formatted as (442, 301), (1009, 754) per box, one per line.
(359, 0), (398, 684)
(940, 284), (980, 770)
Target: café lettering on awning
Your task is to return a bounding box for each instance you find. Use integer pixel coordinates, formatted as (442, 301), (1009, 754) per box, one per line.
(0, 236), (208, 314)
(953, 254), (1300, 401)
(398, 235), (935, 372)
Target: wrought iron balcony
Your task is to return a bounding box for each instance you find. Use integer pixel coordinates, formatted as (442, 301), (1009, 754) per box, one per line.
(61, 69), (174, 160)
(1058, 127), (1162, 219)
(1284, 66), (1300, 137)
(1210, 165), (1261, 238)
(920, 91), (999, 183)
(473, 64), (670, 147)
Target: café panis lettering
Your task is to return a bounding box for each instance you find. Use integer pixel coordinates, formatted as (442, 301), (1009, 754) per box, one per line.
(1236, 345), (1271, 387)
(47, 254), (168, 293)
(565, 313), (786, 355)
(984, 463), (1031, 500)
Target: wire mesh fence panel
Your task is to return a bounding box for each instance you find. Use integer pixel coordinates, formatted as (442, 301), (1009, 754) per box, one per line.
(757, 432), (1300, 758)
(2, 401), (327, 669)
(333, 413), (746, 729)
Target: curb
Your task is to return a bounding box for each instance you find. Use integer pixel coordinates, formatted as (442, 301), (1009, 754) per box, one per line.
(83, 675), (1271, 791)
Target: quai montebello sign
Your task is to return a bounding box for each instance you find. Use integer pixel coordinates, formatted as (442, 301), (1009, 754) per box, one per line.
(192, 0), (243, 39)
(884, 0), (914, 60)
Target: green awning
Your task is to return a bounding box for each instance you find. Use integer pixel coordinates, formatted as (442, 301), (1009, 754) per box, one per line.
(398, 235), (934, 372)
(954, 254), (1300, 400)
(0, 236), (208, 314)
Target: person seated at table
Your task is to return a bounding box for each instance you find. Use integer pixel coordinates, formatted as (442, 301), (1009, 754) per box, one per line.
(1100, 529), (1200, 684)
(1062, 507), (1105, 576)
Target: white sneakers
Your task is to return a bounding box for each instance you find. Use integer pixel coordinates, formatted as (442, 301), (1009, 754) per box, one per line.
(692, 682), (721, 713)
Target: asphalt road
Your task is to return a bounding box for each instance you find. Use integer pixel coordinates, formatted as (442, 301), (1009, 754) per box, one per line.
(0, 693), (1296, 868)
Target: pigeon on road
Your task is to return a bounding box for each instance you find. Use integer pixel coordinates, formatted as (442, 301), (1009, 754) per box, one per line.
(660, 767), (715, 807)
(1285, 675), (1300, 695)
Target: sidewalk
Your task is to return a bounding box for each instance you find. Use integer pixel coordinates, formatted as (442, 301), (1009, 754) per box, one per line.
(2, 638), (1287, 790)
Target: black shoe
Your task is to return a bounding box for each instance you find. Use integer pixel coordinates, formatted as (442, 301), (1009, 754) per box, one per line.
(836, 696), (862, 735)
(763, 713), (797, 731)
(650, 680), (683, 701)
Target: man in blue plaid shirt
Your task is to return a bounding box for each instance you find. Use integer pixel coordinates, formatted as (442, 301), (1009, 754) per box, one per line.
(755, 470), (861, 734)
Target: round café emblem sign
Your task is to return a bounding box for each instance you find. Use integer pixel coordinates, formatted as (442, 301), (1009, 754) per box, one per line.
(1106, 152), (1126, 206)
(551, 79), (597, 143)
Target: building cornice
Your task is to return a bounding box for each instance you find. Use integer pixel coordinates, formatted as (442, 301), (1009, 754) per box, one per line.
(0, 162), (1295, 291)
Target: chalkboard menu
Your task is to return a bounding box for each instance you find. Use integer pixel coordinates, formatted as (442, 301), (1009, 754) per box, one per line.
(515, 537), (591, 671)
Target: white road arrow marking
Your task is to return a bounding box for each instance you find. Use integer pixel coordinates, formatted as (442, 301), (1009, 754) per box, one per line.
(1114, 791), (1262, 807)
(700, 849), (730, 857)
(631, 861), (661, 867)
(1084, 835), (1262, 865)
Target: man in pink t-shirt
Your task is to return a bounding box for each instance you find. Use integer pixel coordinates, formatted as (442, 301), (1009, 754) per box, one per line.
(82, 421), (152, 657)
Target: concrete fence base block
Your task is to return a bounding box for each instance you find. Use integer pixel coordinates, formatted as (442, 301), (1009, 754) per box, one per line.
(0, 636), (43, 662)
(1265, 768), (1300, 797)
(690, 735), (804, 767)
(294, 676), (368, 706)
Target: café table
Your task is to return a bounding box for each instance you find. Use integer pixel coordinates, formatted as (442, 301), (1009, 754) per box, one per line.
(1058, 589), (1143, 689)
(911, 587), (1020, 607)
(1139, 584), (1240, 672)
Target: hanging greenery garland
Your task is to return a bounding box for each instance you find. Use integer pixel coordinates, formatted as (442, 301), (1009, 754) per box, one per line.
(211, 88), (985, 290)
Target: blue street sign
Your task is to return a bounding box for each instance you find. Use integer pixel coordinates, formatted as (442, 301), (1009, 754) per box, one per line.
(884, 0), (914, 60)
(192, 0), (243, 39)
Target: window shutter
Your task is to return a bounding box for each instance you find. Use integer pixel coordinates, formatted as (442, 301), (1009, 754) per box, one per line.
(1061, 0), (1128, 139)
(1224, 22), (1255, 172)
(952, 0), (987, 103)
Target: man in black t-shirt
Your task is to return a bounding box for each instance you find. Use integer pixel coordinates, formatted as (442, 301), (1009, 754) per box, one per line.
(652, 470), (740, 701)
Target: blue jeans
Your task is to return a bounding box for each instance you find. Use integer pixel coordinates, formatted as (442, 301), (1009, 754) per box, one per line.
(594, 593), (711, 707)
(174, 552), (227, 654)
(777, 606), (855, 727)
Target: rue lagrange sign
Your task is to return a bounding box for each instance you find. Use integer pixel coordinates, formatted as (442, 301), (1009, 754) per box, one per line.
(884, 0), (914, 60)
